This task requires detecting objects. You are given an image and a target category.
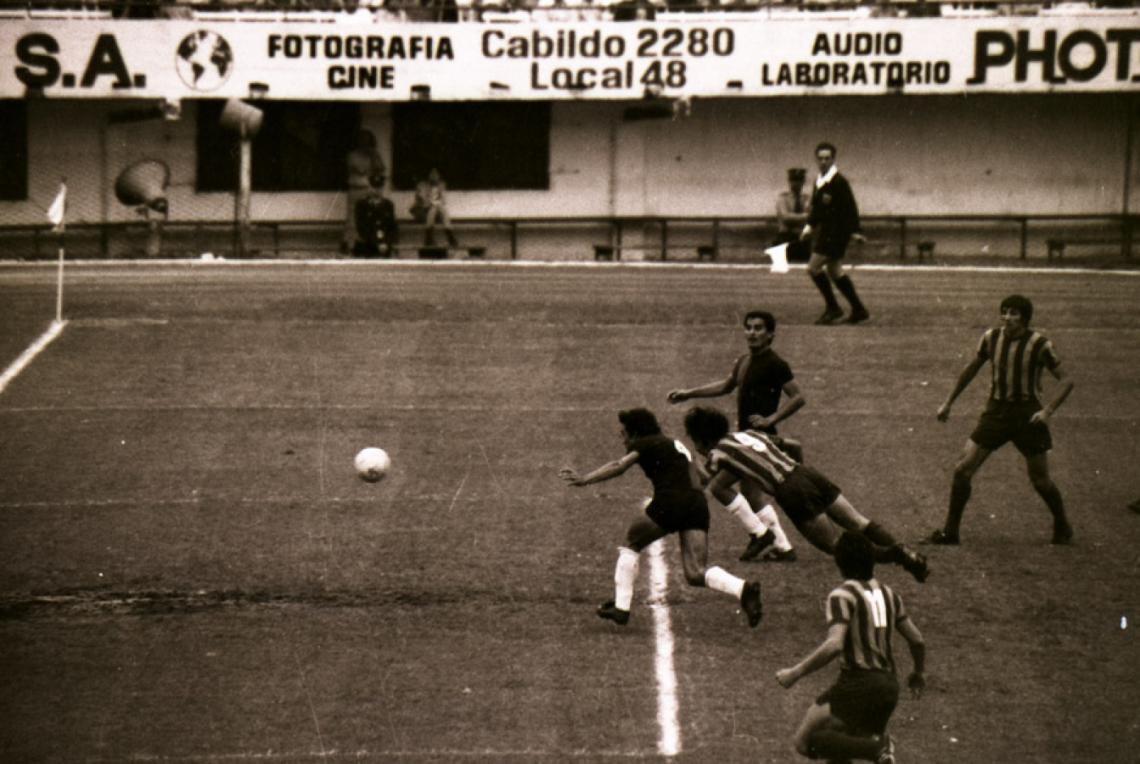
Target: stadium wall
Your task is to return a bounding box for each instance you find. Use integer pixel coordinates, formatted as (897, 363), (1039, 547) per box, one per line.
(13, 92), (1134, 224)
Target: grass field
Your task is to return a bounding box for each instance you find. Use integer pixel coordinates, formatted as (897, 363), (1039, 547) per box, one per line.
(1, 261), (1138, 763)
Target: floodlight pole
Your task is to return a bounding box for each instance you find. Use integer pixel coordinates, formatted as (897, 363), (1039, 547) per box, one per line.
(235, 123), (252, 258)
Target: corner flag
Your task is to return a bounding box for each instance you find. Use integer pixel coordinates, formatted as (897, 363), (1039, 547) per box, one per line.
(47, 182), (67, 231)
(763, 243), (789, 274)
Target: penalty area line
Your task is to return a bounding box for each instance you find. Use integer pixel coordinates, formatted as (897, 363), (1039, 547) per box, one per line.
(0, 320), (66, 396)
(648, 540), (681, 758)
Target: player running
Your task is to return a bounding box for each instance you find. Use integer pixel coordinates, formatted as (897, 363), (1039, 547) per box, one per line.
(682, 406), (929, 583)
(559, 407), (764, 628)
(668, 309), (802, 562)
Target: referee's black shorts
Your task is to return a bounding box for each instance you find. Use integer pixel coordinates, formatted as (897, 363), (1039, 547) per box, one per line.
(817, 668), (899, 736)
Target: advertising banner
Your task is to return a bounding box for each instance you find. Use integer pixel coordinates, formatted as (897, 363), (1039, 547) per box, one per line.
(3, 16), (1138, 101)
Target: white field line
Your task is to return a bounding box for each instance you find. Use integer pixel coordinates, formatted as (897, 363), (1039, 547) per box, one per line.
(0, 320), (66, 396)
(99, 748), (667, 761)
(2, 258), (1140, 277)
(0, 402), (1122, 423)
(647, 539), (681, 758)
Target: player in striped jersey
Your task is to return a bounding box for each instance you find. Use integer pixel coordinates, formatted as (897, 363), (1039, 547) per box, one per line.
(559, 408), (763, 628)
(926, 294), (1075, 546)
(683, 406), (929, 583)
(668, 309), (801, 563)
(777, 532), (925, 764)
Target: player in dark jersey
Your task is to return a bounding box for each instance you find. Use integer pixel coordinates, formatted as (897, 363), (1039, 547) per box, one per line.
(668, 310), (801, 563)
(683, 406), (929, 583)
(559, 407), (764, 628)
(926, 294), (1075, 546)
(777, 532), (925, 764)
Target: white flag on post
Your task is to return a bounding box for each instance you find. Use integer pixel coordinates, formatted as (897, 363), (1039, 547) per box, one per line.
(46, 182), (67, 231)
(763, 242), (789, 274)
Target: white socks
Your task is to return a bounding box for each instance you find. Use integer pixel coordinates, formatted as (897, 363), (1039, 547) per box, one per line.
(704, 565), (745, 599)
(725, 493), (767, 536)
(756, 504), (794, 552)
(614, 547), (640, 611)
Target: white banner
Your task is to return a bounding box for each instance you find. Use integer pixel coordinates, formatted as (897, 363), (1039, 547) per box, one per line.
(3, 16), (1138, 100)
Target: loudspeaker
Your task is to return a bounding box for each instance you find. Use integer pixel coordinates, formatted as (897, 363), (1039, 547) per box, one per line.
(114, 159), (170, 214)
(219, 98), (263, 136)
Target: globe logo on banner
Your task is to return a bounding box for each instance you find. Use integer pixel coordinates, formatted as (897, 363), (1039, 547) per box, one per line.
(175, 31), (234, 91)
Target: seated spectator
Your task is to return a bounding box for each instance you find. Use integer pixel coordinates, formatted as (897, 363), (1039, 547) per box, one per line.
(413, 168), (459, 249)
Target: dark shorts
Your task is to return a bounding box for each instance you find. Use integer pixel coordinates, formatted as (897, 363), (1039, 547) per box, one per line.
(970, 400), (1053, 456)
(773, 466), (840, 526)
(817, 669), (899, 736)
(646, 490), (710, 534)
(812, 232), (851, 260)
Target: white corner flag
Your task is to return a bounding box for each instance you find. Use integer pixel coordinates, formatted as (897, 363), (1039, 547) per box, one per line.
(47, 182), (67, 231)
(763, 243), (790, 274)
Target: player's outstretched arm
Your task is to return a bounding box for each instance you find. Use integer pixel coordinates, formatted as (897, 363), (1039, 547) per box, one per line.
(776, 622), (846, 689)
(668, 375), (735, 404)
(559, 452), (639, 487)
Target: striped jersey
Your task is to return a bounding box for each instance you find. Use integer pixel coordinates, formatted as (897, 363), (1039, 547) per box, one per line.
(826, 578), (908, 673)
(706, 430), (798, 495)
(976, 327), (1060, 403)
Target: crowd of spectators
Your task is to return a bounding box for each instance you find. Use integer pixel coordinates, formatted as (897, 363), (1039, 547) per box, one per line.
(3, 0), (1133, 22)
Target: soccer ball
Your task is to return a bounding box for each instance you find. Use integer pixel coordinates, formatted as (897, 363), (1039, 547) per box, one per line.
(354, 447), (391, 483)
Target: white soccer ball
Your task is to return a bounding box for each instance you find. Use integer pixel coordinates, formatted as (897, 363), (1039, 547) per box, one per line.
(354, 447), (391, 483)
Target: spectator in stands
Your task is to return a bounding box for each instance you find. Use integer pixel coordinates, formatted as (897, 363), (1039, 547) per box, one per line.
(414, 168), (459, 250)
(344, 129), (386, 254)
(800, 142), (869, 325)
(774, 167), (812, 263)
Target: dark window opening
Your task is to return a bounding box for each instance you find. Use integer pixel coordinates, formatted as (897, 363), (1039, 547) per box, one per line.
(391, 102), (550, 191)
(0, 100), (29, 201)
(196, 100), (359, 193)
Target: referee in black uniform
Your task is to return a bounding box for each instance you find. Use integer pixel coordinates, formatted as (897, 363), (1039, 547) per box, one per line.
(800, 142), (870, 325)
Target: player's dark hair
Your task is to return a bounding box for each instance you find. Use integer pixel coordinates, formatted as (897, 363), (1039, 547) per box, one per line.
(618, 408), (661, 438)
(1000, 294), (1034, 325)
(683, 406), (730, 447)
(816, 141), (837, 158)
(743, 310), (776, 333)
(835, 531), (875, 581)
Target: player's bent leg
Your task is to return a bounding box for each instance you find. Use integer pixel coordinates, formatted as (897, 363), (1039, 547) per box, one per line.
(744, 482), (795, 558)
(798, 514), (842, 554)
(926, 440), (992, 544)
(679, 530), (763, 627)
(824, 494), (871, 532)
(793, 703), (837, 758)
(808, 253), (843, 323)
(626, 516), (668, 552)
(1025, 452), (1073, 544)
(826, 497), (930, 582)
